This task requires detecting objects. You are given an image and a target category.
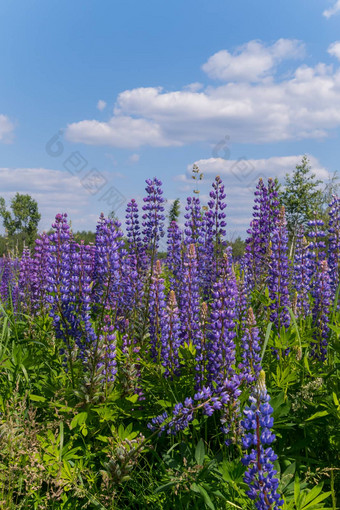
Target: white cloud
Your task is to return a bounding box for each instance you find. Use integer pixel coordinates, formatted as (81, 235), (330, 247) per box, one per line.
(187, 154), (328, 181)
(64, 39), (340, 148)
(97, 100), (107, 111)
(323, 0), (340, 18)
(328, 41), (340, 60)
(202, 39), (305, 82)
(177, 154), (329, 237)
(0, 167), (93, 231)
(128, 153), (140, 163)
(0, 114), (15, 143)
(183, 82), (203, 92)
(66, 115), (180, 148)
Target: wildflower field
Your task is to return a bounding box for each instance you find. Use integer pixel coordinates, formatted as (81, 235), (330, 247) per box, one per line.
(0, 176), (339, 510)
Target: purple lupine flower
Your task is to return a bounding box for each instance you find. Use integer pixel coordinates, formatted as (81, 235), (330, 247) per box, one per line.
(162, 290), (181, 377)
(93, 213), (125, 311)
(166, 220), (183, 290)
(184, 195), (206, 285)
(239, 307), (262, 384)
(47, 213), (80, 352)
(306, 214), (327, 283)
(31, 233), (50, 313)
(118, 253), (144, 327)
(203, 176), (227, 290)
(148, 259), (167, 362)
(268, 206), (290, 330)
(97, 314), (117, 384)
(311, 260), (331, 361)
(244, 178), (280, 289)
(236, 270), (249, 333)
(142, 178), (165, 258)
(184, 196), (205, 247)
(179, 244), (201, 347)
(207, 249), (238, 385)
(293, 227), (310, 318)
(18, 248), (34, 313)
(47, 214), (97, 365)
(241, 370), (284, 510)
(328, 195), (340, 297)
(0, 256), (15, 307)
(78, 242), (97, 350)
(148, 377), (241, 436)
(125, 198), (146, 273)
(195, 301), (209, 389)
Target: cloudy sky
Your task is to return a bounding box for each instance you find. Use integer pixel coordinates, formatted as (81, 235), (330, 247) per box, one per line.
(1, 0), (340, 237)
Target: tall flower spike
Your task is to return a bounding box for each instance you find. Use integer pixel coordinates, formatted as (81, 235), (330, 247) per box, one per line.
(179, 244), (202, 352)
(183, 195), (206, 285)
(184, 196), (205, 247)
(311, 259), (331, 361)
(203, 175), (227, 293)
(328, 195), (340, 298)
(0, 256), (16, 308)
(162, 290), (181, 377)
(93, 214), (125, 311)
(293, 227), (310, 318)
(244, 178), (280, 289)
(239, 307), (262, 384)
(166, 220), (183, 291)
(142, 178), (165, 257)
(97, 314), (117, 386)
(207, 249), (238, 386)
(195, 301), (209, 389)
(31, 233), (50, 314)
(268, 206), (290, 331)
(18, 248), (34, 313)
(125, 199), (146, 273)
(148, 259), (167, 362)
(306, 213), (326, 283)
(241, 370), (284, 510)
(47, 214), (81, 356)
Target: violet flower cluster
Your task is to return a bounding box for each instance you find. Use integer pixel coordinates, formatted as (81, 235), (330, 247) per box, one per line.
(241, 370), (283, 510)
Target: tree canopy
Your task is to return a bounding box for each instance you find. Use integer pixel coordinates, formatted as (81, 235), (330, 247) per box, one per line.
(280, 156), (323, 236)
(0, 193), (41, 245)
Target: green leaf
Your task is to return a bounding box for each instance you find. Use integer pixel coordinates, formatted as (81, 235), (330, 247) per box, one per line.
(125, 394), (138, 404)
(294, 475), (300, 504)
(305, 410), (329, 421)
(70, 412), (88, 430)
(195, 439), (205, 466)
(154, 481), (178, 494)
(29, 394), (46, 402)
(261, 322), (273, 363)
(197, 484), (215, 510)
(157, 400), (172, 408)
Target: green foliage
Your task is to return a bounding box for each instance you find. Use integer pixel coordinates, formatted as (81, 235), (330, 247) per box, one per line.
(228, 236), (245, 258)
(168, 198), (180, 224)
(0, 260), (339, 508)
(72, 230), (96, 245)
(281, 156), (323, 236)
(0, 193), (41, 246)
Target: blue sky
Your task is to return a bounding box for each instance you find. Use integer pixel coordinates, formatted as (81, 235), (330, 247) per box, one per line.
(1, 0), (340, 238)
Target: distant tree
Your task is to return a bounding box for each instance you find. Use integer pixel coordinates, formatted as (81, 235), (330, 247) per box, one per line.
(230, 236), (245, 258)
(322, 171), (339, 208)
(0, 193), (41, 245)
(281, 156), (323, 238)
(168, 198), (180, 224)
(73, 230), (96, 245)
